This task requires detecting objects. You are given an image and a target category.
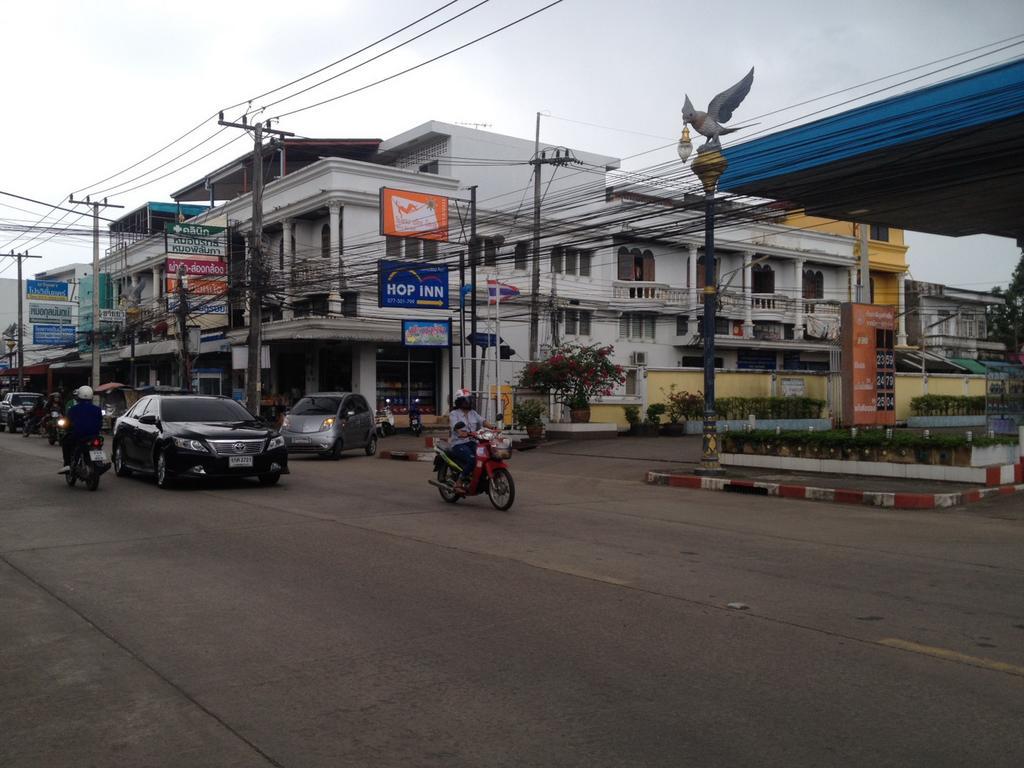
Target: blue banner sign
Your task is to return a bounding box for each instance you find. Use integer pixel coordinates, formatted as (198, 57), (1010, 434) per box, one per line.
(26, 279), (69, 301)
(33, 324), (77, 346)
(378, 260), (449, 309)
(402, 319), (452, 347)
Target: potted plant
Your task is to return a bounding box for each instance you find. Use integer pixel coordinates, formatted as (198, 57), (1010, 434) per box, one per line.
(662, 386), (703, 436)
(513, 399), (547, 440)
(624, 405), (641, 435)
(642, 403), (666, 436)
(517, 343), (625, 423)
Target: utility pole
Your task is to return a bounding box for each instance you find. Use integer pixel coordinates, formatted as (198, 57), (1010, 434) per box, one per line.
(68, 195), (123, 395)
(218, 113), (294, 414)
(527, 113), (576, 360)
(858, 222), (871, 303)
(469, 186), (478, 396)
(176, 264), (191, 392)
(10, 250), (41, 389)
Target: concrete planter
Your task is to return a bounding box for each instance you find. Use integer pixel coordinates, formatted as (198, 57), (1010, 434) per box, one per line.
(685, 418), (832, 435)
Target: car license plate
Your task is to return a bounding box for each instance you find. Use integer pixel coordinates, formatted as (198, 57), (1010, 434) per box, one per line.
(89, 450), (106, 463)
(292, 437), (310, 445)
(229, 455), (253, 468)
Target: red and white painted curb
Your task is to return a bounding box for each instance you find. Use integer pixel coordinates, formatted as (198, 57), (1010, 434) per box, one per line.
(645, 468), (1024, 510)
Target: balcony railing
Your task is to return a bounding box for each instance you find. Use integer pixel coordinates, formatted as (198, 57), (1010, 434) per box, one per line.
(612, 281), (671, 301)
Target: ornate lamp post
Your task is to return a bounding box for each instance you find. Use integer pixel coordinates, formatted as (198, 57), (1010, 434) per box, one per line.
(678, 68), (754, 475)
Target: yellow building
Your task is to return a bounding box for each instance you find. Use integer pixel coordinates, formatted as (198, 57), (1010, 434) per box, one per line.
(784, 212), (910, 343)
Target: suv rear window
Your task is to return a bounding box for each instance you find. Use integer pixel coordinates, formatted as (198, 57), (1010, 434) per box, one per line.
(291, 397), (341, 416)
(161, 398), (254, 423)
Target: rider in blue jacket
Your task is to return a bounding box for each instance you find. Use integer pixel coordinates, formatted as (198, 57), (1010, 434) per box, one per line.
(60, 385), (103, 473)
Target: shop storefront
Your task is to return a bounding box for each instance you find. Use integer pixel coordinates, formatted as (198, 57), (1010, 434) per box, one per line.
(375, 344), (442, 416)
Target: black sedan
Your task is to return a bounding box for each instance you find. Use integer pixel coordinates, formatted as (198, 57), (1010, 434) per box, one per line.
(112, 394), (288, 488)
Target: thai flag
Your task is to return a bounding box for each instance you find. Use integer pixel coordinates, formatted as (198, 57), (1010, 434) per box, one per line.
(487, 279), (520, 305)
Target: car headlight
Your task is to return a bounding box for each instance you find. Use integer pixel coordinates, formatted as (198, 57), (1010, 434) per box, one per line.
(281, 416), (290, 429)
(320, 417), (335, 431)
(267, 435), (285, 450)
(172, 437), (209, 452)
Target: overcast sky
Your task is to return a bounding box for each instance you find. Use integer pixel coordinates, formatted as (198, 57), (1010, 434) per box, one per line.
(1, 0), (1021, 288)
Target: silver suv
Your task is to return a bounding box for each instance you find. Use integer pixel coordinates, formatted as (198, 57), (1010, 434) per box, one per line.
(280, 392), (376, 459)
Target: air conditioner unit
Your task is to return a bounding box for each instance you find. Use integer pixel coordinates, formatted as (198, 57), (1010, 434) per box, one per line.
(631, 351), (648, 367)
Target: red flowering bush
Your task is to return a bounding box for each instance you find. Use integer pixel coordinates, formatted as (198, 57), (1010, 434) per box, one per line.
(518, 343), (625, 410)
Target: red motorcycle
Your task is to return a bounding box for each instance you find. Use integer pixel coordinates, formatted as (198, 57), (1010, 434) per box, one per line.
(430, 428), (515, 510)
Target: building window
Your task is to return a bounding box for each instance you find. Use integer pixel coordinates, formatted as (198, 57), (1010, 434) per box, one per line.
(696, 254), (707, 289)
(752, 264), (775, 293)
(565, 249), (577, 276)
(278, 238), (284, 270)
(514, 241), (528, 271)
(802, 269), (824, 299)
(562, 309), (592, 337)
(419, 160), (439, 174)
(620, 312), (656, 340)
(870, 224), (889, 242)
(579, 250), (591, 277)
(676, 315), (689, 335)
(405, 238), (421, 260)
(617, 246), (654, 281)
(551, 246), (563, 273)
(386, 236), (402, 260)
(423, 240), (438, 260)
(484, 238), (498, 267)
(320, 224), (330, 259)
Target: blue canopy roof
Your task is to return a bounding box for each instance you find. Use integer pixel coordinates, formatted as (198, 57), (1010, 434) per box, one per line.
(720, 58), (1024, 239)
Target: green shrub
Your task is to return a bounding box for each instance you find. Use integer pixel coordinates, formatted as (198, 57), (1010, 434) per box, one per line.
(623, 405), (641, 426)
(662, 385), (704, 423)
(722, 429), (1015, 454)
(512, 399), (546, 428)
(645, 403), (667, 425)
(714, 396), (825, 421)
(909, 395), (986, 416)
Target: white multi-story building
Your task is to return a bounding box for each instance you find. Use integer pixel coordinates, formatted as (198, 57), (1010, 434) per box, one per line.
(93, 122), (870, 417)
(904, 280), (1005, 363)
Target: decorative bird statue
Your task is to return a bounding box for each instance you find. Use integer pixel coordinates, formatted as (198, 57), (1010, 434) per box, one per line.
(682, 67), (755, 150)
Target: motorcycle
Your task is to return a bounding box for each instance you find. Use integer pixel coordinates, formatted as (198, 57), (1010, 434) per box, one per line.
(375, 399), (396, 437)
(429, 427), (515, 510)
(46, 410), (62, 445)
(409, 398), (422, 438)
(64, 434), (111, 492)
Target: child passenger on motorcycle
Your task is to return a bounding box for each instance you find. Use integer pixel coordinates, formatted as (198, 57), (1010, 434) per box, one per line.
(448, 388), (495, 493)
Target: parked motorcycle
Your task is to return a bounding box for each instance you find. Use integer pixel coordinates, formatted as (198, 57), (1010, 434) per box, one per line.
(376, 399), (396, 437)
(429, 427), (515, 510)
(64, 435), (111, 491)
(409, 398), (422, 438)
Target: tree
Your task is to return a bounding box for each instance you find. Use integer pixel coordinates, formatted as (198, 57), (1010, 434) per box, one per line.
(987, 246), (1024, 360)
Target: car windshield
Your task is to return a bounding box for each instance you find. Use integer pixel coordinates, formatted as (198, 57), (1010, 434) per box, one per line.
(291, 397), (341, 416)
(161, 398), (255, 423)
(13, 394), (40, 406)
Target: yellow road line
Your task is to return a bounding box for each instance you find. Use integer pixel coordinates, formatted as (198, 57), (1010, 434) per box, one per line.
(879, 638), (1024, 678)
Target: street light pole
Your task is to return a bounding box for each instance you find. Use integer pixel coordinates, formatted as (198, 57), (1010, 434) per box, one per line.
(691, 146), (728, 475)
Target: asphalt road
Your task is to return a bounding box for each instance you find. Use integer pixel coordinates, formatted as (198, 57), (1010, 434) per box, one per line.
(2, 431), (1022, 767)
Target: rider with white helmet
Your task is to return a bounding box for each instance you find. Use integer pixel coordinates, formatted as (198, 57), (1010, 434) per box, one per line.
(59, 385), (102, 473)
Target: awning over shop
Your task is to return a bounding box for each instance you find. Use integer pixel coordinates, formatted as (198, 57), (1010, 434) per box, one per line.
(948, 358), (989, 374)
(896, 350), (969, 374)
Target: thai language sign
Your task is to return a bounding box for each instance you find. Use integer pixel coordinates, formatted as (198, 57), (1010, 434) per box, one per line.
(166, 256), (227, 276)
(841, 303), (896, 426)
(379, 188), (449, 242)
(28, 301), (73, 325)
(166, 277), (229, 296)
(167, 296), (228, 315)
(378, 260), (449, 309)
(402, 319), (452, 347)
(33, 324), (77, 345)
(25, 280), (69, 301)
(165, 222), (226, 256)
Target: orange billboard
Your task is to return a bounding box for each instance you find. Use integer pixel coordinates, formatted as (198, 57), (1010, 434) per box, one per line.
(166, 276), (228, 296)
(841, 303), (896, 426)
(380, 187), (449, 242)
